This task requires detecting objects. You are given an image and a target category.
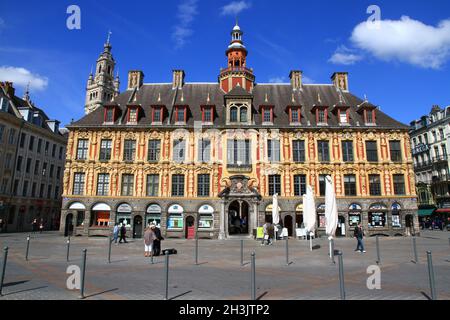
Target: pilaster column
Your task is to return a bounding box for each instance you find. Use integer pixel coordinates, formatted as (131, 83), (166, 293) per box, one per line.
(219, 200), (226, 240)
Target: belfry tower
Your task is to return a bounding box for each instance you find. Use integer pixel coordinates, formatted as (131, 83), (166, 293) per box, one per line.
(85, 33), (120, 115)
(219, 21), (255, 93)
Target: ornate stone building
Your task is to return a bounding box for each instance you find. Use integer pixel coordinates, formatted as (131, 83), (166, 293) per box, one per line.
(0, 82), (67, 232)
(61, 23), (419, 239)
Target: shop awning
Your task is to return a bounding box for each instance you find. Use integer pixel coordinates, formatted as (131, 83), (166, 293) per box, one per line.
(435, 208), (450, 213)
(418, 208), (435, 216)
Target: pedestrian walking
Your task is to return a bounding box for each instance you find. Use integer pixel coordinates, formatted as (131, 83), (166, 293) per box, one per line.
(32, 219), (38, 233)
(118, 223), (128, 243)
(152, 224), (163, 256)
(261, 221), (273, 246)
(113, 223), (119, 243)
(144, 225), (157, 257)
(0, 218), (4, 233)
(354, 223), (366, 253)
(39, 220), (44, 233)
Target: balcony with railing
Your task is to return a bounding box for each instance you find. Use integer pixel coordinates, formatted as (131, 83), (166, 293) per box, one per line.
(220, 66), (254, 74)
(432, 154), (448, 163)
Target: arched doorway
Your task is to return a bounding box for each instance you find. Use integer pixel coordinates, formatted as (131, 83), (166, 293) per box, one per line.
(284, 215), (293, 236)
(405, 214), (414, 236)
(133, 216), (143, 239)
(65, 213), (74, 237)
(228, 200), (249, 235)
(185, 216), (195, 239)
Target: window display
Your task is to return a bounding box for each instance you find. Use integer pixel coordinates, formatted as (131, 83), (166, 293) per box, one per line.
(349, 213), (361, 227)
(146, 215), (161, 228)
(199, 214), (213, 229)
(168, 214), (183, 229)
(368, 212), (386, 227)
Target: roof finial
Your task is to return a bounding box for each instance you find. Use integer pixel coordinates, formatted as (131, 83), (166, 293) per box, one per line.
(265, 92), (268, 103)
(318, 93), (322, 104)
(23, 82), (31, 101)
(364, 94), (368, 102)
(236, 16), (239, 27)
(207, 92), (211, 103)
(291, 93), (296, 103)
(180, 91), (184, 102)
(158, 92), (161, 102)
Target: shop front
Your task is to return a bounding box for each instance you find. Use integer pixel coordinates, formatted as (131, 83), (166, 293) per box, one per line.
(116, 203), (133, 237)
(198, 204), (214, 238)
(166, 204), (184, 238)
(367, 203), (389, 235)
(89, 203), (111, 237)
(146, 204), (162, 228)
(68, 202), (86, 236)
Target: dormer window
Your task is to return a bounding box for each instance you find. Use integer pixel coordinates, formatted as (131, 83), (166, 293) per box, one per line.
(104, 107), (115, 124)
(175, 106), (187, 124)
(318, 109), (326, 123)
(289, 107), (301, 123)
(152, 106), (164, 124)
(240, 108), (248, 122)
(365, 110), (375, 124)
(261, 106), (273, 124)
(202, 106), (214, 124)
(230, 107), (238, 122)
(227, 103), (250, 124)
(126, 106), (139, 124)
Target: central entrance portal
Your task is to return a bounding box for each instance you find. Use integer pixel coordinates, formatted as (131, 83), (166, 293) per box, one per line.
(228, 200), (249, 235)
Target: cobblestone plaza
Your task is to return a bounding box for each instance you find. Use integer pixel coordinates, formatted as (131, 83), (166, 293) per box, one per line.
(0, 231), (448, 300)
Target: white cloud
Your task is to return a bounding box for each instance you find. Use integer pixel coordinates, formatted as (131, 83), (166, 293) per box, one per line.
(268, 77), (286, 83)
(172, 0), (199, 49)
(268, 75), (315, 84)
(329, 45), (363, 65)
(0, 66), (48, 91)
(221, 1), (252, 16)
(350, 16), (450, 69)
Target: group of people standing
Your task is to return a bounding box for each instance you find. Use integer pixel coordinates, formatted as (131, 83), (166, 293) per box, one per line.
(144, 224), (164, 257)
(31, 219), (45, 233)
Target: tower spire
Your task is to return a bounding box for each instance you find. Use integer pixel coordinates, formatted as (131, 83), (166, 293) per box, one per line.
(106, 30), (112, 45)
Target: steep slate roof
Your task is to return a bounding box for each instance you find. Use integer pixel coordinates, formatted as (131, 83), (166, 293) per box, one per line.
(70, 82), (408, 130)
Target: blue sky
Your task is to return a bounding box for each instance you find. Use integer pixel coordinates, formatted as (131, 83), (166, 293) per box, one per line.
(0, 0), (449, 127)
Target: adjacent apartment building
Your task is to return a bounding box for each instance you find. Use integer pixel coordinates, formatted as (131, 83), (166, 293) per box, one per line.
(410, 105), (450, 223)
(61, 23), (419, 239)
(0, 82), (67, 232)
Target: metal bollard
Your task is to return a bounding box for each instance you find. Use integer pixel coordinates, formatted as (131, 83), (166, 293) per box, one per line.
(0, 247), (8, 296)
(195, 235), (199, 265)
(251, 252), (256, 300)
(25, 235), (30, 261)
(240, 239), (244, 267)
(164, 252), (170, 300)
(108, 236), (112, 264)
(66, 236), (71, 262)
(79, 249), (87, 299)
(337, 251), (345, 300)
(412, 237), (418, 264)
(426, 251), (437, 300)
(285, 237), (289, 266)
(331, 239), (335, 264)
(376, 236), (381, 265)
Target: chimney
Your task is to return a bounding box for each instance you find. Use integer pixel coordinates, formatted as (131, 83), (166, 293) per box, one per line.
(172, 70), (185, 89)
(289, 70), (302, 90)
(127, 70), (144, 90)
(331, 72), (349, 91)
(0, 81), (16, 97)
